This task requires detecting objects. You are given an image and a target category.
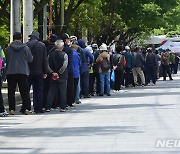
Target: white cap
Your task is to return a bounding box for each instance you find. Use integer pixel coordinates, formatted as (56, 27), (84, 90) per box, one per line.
(99, 43), (108, 51)
(125, 46), (130, 50)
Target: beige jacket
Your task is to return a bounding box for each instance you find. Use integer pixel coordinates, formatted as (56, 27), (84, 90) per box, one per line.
(96, 51), (110, 73)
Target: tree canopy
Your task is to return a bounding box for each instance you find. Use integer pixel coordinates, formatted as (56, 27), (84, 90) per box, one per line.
(0, 0), (179, 47)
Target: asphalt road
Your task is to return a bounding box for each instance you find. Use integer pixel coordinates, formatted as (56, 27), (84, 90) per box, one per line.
(0, 74), (180, 154)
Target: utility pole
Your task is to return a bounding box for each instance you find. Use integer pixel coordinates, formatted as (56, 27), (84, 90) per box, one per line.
(82, 7), (88, 45)
(23, 0), (33, 43)
(49, 0), (53, 36)
(10, 0), (21, 42)
(61, 0), (64, 30)
(43, 5), (47, 40)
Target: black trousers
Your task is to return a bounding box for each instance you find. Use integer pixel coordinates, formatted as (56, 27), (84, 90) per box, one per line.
(124, 68), (131, 87)
(114, 69), (124, 90)
(66, 73), (74, 106)
(162, 64), (172, 80)
(7, 74), (31, 111)
(0, 76), (5, 113)
(89, 72), (100, 95)
(46, 80), (67, 110)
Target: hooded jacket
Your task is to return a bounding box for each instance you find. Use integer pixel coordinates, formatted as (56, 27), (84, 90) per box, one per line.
(77, 39), (94, 73)
(5, 41), (33, 75)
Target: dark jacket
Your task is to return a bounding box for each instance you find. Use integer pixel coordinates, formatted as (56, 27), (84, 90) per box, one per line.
(63, 44), (73, 74)
(5, 41), (33, 75)
(48, 49), (68, 81)
(146, 52), (158, 66)
(122, 51), (133, 69)
(113, 53), (124, 70)
(46, 43), (57, 55)
(93, 50), (100, 72)
(132, 52), (145, 68)
(27, 38), (48, 75)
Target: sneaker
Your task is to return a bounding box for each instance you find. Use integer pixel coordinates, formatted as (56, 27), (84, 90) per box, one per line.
(4, 110), (9, 116)
(169, 78), (173, 80)
(23, 110), (33, 115)
(45, 108), (51, 112)
(0, 112), (7, 117)
(69, 105), (75, 108)
(107, 93), (111, 96)
(9, 110), (15, 115)
(60, 109), (66, 112)
(75, 100), (81, 104)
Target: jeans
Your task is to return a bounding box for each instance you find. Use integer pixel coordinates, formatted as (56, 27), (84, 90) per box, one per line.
(81, 71), (89, 97)
(73, 78), (79, 102)
(75, 77), (81, 101)
(29, 75), (44, 111)
(99, 72), (110, 95)
(46, 80), (67, 109)
(7, 74), (31, 111)
(0, 76), (4, 113)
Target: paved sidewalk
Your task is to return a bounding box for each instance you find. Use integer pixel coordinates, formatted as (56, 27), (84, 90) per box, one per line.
(0, 74), (180, 154)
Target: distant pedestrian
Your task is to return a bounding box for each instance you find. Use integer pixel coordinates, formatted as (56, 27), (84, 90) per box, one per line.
(96, 43), (111, 96)
(46, 40), (68, 112)
(122, 46), (133, 87)
(5, 32), (33, 115)
(43, 34), (58, 109)
(0, 45), (8, 117)
(174, 53), (179, 74)
(27, 31), (48, 114)
(161, 49), (173, 81)
(145, 48), (158, 85)
(78, 39), (94, 98)
(112, 45), (125, 90)
(62, 33), (75, 108)
(132, 47), (145, 86)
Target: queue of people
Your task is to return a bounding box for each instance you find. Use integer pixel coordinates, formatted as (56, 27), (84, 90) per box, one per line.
(0, 31), (179, 117)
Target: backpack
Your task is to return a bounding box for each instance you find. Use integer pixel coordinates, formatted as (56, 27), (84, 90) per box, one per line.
(117, 55), (126, 71)
(101, 57), (110, 72)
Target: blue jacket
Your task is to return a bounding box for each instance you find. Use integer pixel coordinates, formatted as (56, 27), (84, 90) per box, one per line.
(122, 51), (133, 69)
(72, 49), (81, 78)
(77, 39), (94, 73)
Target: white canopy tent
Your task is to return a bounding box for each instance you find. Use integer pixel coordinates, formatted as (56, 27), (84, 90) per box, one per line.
(157, 40), (180, 53)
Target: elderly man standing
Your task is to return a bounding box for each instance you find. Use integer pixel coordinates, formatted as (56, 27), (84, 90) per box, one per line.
(5, 32), (33, 115)
(46, 40), (68, 112)
(27, 31), (48, 114)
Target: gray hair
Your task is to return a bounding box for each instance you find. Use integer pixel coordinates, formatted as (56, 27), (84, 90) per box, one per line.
(55, 39), (64, 50)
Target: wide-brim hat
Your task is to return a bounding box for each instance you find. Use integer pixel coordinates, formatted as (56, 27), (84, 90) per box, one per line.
(28, 31), (40, 39)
